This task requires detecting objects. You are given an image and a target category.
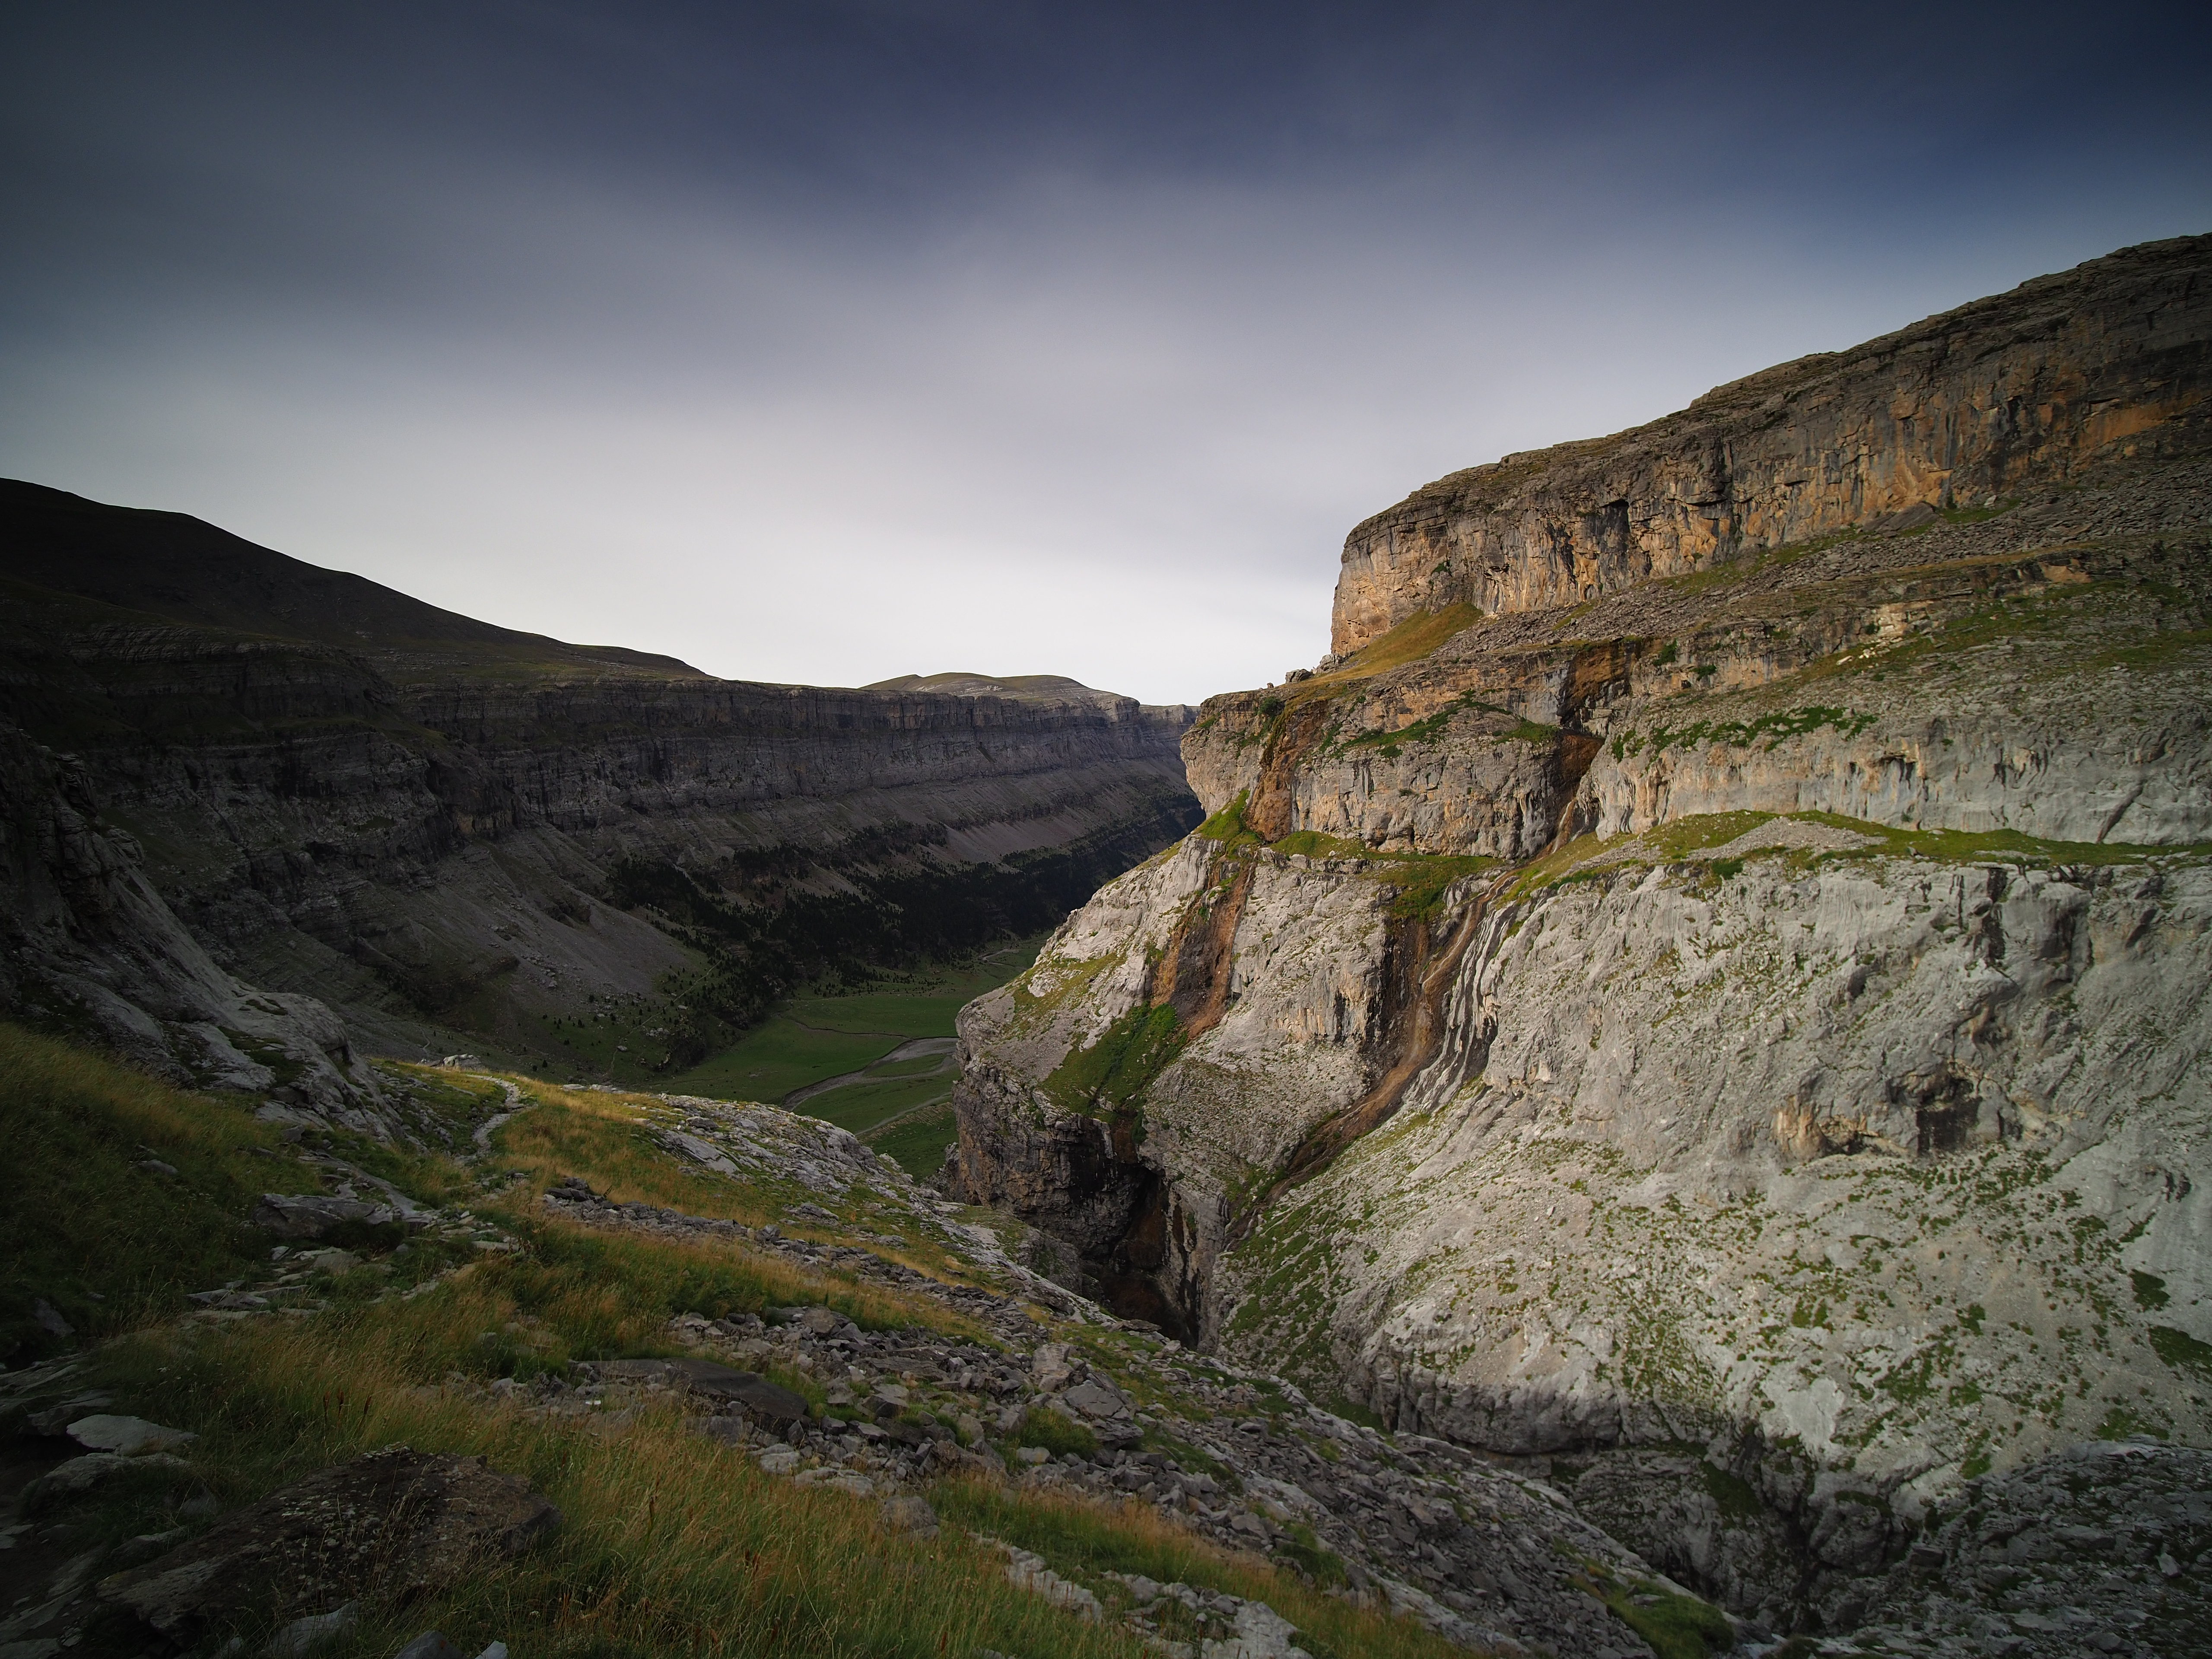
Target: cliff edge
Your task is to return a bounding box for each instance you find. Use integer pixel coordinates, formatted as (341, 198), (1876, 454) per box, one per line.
(949, 235), (2212, 1647)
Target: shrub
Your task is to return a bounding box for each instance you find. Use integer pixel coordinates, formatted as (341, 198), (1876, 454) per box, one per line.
(1017, 1405), (1100, 1459)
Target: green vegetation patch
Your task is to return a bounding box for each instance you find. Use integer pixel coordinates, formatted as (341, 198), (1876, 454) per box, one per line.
(2096, 1405), (2169, 1441)
(1699, 1461), (1765, 1522)
(1043, 1004), (1188, 1121)
(1015, 1405), (1101, 1458)
(1612, 705), (1875, 760)
(1378, 855), (1493, 920)
(1327, 604), (1487, 682)
(667, 941), (1036, 1101)
(1198, 790), (1263, 848)
(864, 1100), (962, 1182)
(1595, 1577), (1737, 1659)
(1272, 830), (1374, 861)
(1, 1023), (323, 1364)
(2149, 1325), (2212, 1375)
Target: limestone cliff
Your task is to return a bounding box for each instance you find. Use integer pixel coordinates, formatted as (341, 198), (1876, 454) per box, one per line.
(1333, 232), (2212, 652)
(0, 480), (1199, 1090)
(950, 235), (2212, 1640)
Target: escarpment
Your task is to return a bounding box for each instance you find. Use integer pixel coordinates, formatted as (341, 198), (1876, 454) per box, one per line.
(1333, 231), (2212, 652)
(0, 480), (1200, 1097)
(950, 235), (2212, 1642)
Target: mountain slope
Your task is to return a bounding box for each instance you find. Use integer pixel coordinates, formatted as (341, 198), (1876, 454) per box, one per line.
(947, 234), (2212, 1643)
(0, 484), (1200, 1100)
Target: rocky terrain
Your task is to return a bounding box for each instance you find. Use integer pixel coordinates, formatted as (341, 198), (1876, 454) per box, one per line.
(3, 1037), (1770, 1659)
(0, 480), (1199, 1107)
(948, 234), (2212, 1647)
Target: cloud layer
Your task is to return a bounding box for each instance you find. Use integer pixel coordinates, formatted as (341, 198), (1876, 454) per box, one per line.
(4, 2), (2208, 701)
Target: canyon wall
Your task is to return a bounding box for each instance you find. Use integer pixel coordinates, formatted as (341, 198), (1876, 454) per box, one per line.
(1332, 232), (2212, 652)
(949, 235), (2212, 1638)
(0, 481), (1199, 1091)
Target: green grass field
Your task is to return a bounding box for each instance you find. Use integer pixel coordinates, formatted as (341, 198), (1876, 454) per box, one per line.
(667, 940), (1039, 1106)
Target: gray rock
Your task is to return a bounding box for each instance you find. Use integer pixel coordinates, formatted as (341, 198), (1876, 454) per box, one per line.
(67, 1415), (197, 1456)
(391, 1634), (464, 1659)
(665, 1359), (809, 1425)
(265, 1604), (356, 1657)
(252, 1193), (397, 1239)
(879, 1496), (939, 1537)
(1062, 1377), (1131, 1420)
(97, 1446), (559, 1637)
(27, 1451), (191, 1500)
(30, 1299), (72, 1339)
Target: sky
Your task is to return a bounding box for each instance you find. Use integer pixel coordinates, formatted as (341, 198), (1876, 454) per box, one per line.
(3, 3), (2209, 704)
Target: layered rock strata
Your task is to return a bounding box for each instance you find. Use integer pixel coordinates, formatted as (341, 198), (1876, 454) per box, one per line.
(950, 235), (2212, 1641)
(1333, 232), (2212, 650)
(0, 480), (1198, 1086)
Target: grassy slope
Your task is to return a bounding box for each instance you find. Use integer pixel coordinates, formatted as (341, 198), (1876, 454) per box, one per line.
(5, 1027), (1475, 1659)
(664, 941), (1041, 1176)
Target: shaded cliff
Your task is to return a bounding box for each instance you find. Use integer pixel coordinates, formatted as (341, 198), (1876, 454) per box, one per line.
(0, 480), (1200, 1090)
(948, 235), (2212, 1641)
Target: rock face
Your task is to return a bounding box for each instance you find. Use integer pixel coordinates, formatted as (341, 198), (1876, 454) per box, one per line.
(1332, 232), (2212, 652)
(0, 722), (395, 1120)
(97, 1446), (559, 1637)
(0, 480), (1199, 1082)
(950, 235), (2212, 1640)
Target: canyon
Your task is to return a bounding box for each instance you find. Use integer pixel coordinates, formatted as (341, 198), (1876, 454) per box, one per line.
(0, 480), (1199, 1121)
(948, 233), (2212, 1644)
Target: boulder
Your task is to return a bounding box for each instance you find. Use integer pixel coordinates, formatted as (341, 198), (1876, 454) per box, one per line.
(67, 1414), (197, 1456)
(666, 1359), (809, 1426)
(878, 1495), (939, 1537)
(96, 1446), (559, 1637)
(252, 1193), (400, 1239)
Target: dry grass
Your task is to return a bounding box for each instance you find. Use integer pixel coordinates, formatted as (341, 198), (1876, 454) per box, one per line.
(15, 1029), (1508, 1658)
(0, 1023), (310, 1362)
(491, 1081), (988, 1297)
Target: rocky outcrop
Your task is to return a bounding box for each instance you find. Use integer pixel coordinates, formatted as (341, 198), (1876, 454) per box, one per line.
(1333, 232), (2212, 651)
(950, 235), (2212, 1643)
(98, 1446), (559, 1638)
(0, 480), (1200, 1074)
(0, 723), (394, 1121)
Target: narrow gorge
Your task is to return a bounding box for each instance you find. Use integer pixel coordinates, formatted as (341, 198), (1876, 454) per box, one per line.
(948, 233), (2212, 1643)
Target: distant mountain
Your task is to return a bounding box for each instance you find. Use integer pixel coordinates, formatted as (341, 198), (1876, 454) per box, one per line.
(866, 671), (1194, 718)
(0, 479), (704, 680)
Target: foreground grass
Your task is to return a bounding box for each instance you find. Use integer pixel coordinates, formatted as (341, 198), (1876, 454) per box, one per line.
(11, 1028), (1496, 1659)
(935, 1482), (1461, 1659)
(79, 1319), (1154, 1659)
(0, 1025), (315, 1363)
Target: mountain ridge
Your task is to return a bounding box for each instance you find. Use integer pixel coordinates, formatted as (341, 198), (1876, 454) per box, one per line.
(0, 483), (1201, 1117)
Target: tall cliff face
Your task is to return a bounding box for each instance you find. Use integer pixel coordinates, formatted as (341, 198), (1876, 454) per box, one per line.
(1332, 233), (2212, 653)
(949, 236), (2212, 1638)
(0, 481), (1199, 1093)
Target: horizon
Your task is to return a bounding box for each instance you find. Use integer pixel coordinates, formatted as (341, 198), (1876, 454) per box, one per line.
(4, 2), (2209, 705)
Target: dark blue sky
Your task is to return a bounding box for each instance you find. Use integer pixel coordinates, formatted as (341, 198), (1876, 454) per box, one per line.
(4, 2), (2208, 699)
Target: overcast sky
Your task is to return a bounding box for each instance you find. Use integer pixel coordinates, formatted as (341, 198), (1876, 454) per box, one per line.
(4, 2), (2208, 703)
